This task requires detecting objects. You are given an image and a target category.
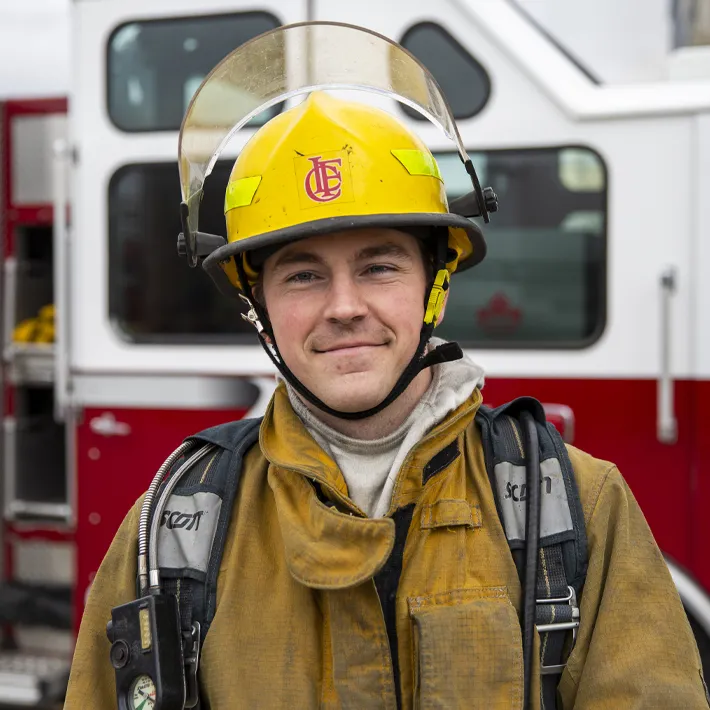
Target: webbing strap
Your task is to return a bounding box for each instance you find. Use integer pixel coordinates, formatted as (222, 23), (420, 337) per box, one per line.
(536, 545), (579, 710)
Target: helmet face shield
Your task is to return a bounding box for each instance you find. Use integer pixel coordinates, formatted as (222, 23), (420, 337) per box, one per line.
(175, 21), (497, 421)
(178, 21), (487, 258)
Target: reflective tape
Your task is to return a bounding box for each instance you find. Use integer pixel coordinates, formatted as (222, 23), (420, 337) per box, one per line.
(391, 149), (442, 181)
(224, 175), (262, 212)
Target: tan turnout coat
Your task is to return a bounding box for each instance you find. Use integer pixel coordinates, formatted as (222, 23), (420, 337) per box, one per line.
(65, 385), (709, 709)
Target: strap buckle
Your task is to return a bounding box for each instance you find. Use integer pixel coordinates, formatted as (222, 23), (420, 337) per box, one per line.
(183, 621), (201, 708)
(536, 585), (580, 675)
(424, 269), (450, 326)
(239, 294), (265, 335)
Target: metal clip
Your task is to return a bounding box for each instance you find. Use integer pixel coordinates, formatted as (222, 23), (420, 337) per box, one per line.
(183, 621), (201, 708)
(239, 293), (264, 335)
(536, 585), (580, 675)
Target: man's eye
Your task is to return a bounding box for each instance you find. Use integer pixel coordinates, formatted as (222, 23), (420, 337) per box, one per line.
(366, 264), (395, 275)
(287, 271), (317, 284)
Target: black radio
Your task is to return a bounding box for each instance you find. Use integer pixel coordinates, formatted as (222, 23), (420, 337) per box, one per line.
(106, 593), (186, 710)
(108, 441), (212, 709)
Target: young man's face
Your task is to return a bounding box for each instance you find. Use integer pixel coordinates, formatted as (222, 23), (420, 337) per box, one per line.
(260, 228), (429, 413)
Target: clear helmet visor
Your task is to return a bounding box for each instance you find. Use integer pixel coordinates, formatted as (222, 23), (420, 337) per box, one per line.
(178, 21), (475, 240)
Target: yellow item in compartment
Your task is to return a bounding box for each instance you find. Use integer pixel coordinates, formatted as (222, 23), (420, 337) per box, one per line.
(12, 303), (55, 344)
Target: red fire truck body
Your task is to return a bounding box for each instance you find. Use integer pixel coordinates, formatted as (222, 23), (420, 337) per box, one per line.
(2, 0), (710, 702)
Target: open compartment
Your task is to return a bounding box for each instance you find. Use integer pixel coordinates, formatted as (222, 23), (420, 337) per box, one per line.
(3, 226), (55, 385)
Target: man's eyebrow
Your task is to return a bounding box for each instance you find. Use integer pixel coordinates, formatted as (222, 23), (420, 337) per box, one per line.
(270, 250), (325, 271)
(269, 241), (414, 271)
(355, 242), (413, 261)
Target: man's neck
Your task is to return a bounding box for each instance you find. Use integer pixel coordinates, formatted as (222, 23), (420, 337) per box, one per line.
(298, 368), (433, 440)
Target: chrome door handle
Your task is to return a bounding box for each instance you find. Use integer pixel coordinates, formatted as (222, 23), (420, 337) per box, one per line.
(658, 266), (678, 444)
(89, 413), (131, 437)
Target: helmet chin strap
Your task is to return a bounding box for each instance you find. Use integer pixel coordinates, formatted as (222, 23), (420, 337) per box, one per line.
(234, 231), (463, 421)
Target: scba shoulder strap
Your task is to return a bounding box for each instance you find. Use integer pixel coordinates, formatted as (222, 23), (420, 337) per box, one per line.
(149, 398), (586, 710)
(475, 396), (588, 710)
(154, 417), (261, 709)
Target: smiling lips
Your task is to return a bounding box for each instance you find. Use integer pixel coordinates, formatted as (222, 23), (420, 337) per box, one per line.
(316, 342), (386, 354)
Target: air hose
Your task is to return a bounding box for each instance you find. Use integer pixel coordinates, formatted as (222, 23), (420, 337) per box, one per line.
(521, 410), (541, 710)
(137, 441), (194, 596)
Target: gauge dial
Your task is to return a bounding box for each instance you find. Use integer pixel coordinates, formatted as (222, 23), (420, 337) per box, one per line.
(130, 674), (156, 710)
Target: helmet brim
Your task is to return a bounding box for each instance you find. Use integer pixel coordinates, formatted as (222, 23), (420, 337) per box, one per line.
(202, 212), (485, 297)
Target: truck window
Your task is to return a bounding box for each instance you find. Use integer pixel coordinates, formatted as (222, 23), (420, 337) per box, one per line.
(108, 161), (254, 342)
(673, 0), (710, 47)
(434, 147), (607, 348)
(108, 146), (606, 347)
(107, 12), (281, 132)
(399, 22), (490, 120)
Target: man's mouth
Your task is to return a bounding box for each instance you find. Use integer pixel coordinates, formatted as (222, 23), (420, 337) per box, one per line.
(315, 341), (386, 354)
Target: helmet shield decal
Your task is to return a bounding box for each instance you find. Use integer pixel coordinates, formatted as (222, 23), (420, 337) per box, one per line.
(178, 21), (472, 238)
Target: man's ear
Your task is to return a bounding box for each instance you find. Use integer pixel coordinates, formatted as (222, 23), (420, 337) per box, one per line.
(436, 290), (450, 327)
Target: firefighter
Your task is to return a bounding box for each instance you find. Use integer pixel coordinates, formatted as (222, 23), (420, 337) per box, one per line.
(64, 23), (708, 710)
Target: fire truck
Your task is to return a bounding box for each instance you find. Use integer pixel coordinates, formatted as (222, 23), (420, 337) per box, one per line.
(2, 0), (710, 704)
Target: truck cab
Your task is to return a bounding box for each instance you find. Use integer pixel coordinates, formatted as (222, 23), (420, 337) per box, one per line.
(1, 0), (710, 703)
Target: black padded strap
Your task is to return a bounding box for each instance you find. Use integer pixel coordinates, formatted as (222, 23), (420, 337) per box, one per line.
(159, 417), (263, 709)
(536, 545), (577, 710)
(202, 419), (261, 634)
(475, 398), (587, 710)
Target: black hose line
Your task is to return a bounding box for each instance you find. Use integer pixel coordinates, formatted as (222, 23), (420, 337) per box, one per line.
(521, 410), (541, 710)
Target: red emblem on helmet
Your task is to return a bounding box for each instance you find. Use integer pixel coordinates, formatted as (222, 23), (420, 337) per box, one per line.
(304, 156), (343, 203)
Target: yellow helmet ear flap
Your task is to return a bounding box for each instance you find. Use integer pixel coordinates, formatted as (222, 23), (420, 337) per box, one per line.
(217, 255), (242, 291)
(217, 252), (260, 293)
(241, 253), (260, 288)
(446, 226), (474, 274)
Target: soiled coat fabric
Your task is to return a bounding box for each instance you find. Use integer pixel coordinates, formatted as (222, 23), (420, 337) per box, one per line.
(64, 384), (709, 709)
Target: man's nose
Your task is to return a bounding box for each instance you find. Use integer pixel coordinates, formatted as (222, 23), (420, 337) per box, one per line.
(322, 273), (368, 323)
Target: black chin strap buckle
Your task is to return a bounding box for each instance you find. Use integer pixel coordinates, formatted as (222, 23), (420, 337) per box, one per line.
(183, 622), (201, 708)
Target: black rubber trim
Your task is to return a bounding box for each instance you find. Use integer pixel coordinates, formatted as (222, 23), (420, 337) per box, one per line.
(374, 504), (416, 710)
(399, 21), (491, 121)
(422, 440), (460, 486)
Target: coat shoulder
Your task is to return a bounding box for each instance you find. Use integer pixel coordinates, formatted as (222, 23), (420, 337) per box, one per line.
(565, 444), (619, 525)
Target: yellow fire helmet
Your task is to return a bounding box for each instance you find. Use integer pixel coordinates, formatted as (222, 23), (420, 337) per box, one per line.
(177, 21), (498, 420)
(212, 90), (487, 293)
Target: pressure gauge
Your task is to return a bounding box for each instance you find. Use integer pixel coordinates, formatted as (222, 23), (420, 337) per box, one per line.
(130, 674), (156, 710)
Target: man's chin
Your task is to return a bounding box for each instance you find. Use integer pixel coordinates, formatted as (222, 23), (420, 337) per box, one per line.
(308, 381), (390, 414)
